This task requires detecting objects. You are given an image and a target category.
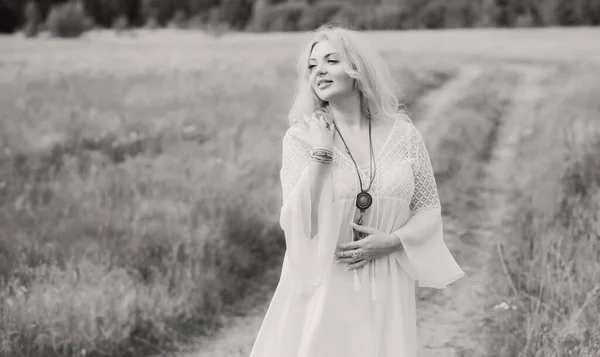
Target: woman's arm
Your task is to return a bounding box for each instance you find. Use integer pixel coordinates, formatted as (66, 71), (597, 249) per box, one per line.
(392, 208), (441, 249)
(279, 123), (335, 293)
(392, 123), (464, 289)
(307, 156), (331, 237)
(280, 125), (332, 239)
(392, 123), (442, 245)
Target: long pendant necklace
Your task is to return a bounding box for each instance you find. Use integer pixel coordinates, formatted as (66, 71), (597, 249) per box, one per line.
(334, 118), (377, 241)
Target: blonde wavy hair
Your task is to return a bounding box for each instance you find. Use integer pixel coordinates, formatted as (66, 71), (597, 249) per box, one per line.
(287, 23), (407, 126)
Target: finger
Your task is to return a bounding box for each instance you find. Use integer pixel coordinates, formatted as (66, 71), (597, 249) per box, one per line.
(334, 257), (356, 264)
(336, 240), (362, 251)
(350, 222), (378, 234)
(334, 248), (358, 257)
(335, 253), (365, 263)
(348, 260), (368, 269)
(320, 116), (334, 131)
(319, 116), (332, 132)
(315, 114), (326, 126)
(307, 119), (319, 129)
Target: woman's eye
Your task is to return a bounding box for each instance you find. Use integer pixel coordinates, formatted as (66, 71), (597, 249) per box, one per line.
(308, 59), (337, 69)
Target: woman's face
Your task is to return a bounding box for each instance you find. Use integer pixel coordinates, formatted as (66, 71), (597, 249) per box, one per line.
(308, 39), (355, 103)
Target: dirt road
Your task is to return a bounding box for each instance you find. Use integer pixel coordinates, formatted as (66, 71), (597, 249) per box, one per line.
(172, 63), (550, 357)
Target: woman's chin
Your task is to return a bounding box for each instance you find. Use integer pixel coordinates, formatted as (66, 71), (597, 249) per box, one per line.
(317, 90), (338, 103)
(319, 86), (358, 103)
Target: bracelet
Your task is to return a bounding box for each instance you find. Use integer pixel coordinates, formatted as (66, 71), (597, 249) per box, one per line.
(310, 155), (332, 164)
(311, 147), (333, 152)
(311, 147), (333, 156)
(311, 147), (333, 157)
(310, 147), (333, 164)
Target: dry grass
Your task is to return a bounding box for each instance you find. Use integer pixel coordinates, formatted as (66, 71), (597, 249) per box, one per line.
(488, 67), (600, 357)
(0, 28), (599, 357)
(423, 67), (520, 215)
(0, 31), (454, 356)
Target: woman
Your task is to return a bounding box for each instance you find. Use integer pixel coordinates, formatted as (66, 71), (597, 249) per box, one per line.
(249, 24), (464, 357)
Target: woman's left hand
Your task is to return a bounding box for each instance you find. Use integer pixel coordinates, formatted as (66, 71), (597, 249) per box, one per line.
(334, 223), (403, 269)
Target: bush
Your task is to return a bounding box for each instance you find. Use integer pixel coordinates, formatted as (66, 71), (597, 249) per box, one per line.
(186, 13), (210, 30)
(329, 5), (363, 29)
(514, 13), (535, 27)
(220, 0), (253, 30)
(168, 9), (187, 28)
(297, 1), (344, 31)
(23, 1), (41, 37)
(443, 0), (476, 28)
(80, 0), (141, 28)
(253, 2), (306, 32)
(415, 1), (447, 29)
(47, 1), (91, 38)
(366, 4), (406, 30)
(144, 16), (160, 29)
(112, 15), (129, 31)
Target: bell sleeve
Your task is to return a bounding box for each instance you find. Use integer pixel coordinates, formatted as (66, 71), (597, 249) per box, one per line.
(279, 127), (334, 294)
(394, 125), (465, 289)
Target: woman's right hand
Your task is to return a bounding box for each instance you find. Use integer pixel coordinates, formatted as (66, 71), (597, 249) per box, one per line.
(296, 113), (335, 151)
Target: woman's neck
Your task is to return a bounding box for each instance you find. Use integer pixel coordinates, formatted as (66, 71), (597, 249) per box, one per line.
(328, 93), (367, 133)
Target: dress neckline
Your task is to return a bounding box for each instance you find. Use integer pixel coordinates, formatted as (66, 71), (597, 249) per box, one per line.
(333, 117), (399, 170)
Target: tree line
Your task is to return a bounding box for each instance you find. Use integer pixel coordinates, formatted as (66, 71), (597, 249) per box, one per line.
(0, 0), (598, 36)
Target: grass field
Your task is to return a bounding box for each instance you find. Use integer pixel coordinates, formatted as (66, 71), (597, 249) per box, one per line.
(0, 27), (599, 357)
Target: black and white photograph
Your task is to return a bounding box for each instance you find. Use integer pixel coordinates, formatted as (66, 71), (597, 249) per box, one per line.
(0, 1), (599, 356)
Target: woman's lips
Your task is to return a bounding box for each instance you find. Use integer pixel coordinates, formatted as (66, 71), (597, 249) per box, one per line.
(318, 80), (333, 89)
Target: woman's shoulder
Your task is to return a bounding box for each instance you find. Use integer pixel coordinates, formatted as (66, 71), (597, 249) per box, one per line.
(391, 111), (418, 134)
(391, 112), (429, 153)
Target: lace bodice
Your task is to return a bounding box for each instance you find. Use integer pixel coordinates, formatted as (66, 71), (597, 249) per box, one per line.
(280, 116), (441, 213)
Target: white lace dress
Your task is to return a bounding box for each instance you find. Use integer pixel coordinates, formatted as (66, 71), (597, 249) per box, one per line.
(249, 115), (464, 357)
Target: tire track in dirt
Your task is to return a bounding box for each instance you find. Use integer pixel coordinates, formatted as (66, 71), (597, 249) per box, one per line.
(414, 63), (551, 357)
(168, 64), (543, 357)
(412, 64), (517, 357)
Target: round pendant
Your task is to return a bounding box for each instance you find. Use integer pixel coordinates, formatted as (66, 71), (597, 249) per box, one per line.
(356, 191), (373, 211)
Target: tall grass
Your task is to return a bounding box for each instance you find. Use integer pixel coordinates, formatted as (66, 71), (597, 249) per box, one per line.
(422, 67), (520, 217)
(410, 67), (520, 308)
(490, 68), (600, 357)
(0, 52), (452, 356)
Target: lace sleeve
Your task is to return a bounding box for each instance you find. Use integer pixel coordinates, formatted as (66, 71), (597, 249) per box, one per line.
(410, 125), (441, 213)
(280, 128), (311, 203)
(278, 127), (336, 295)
